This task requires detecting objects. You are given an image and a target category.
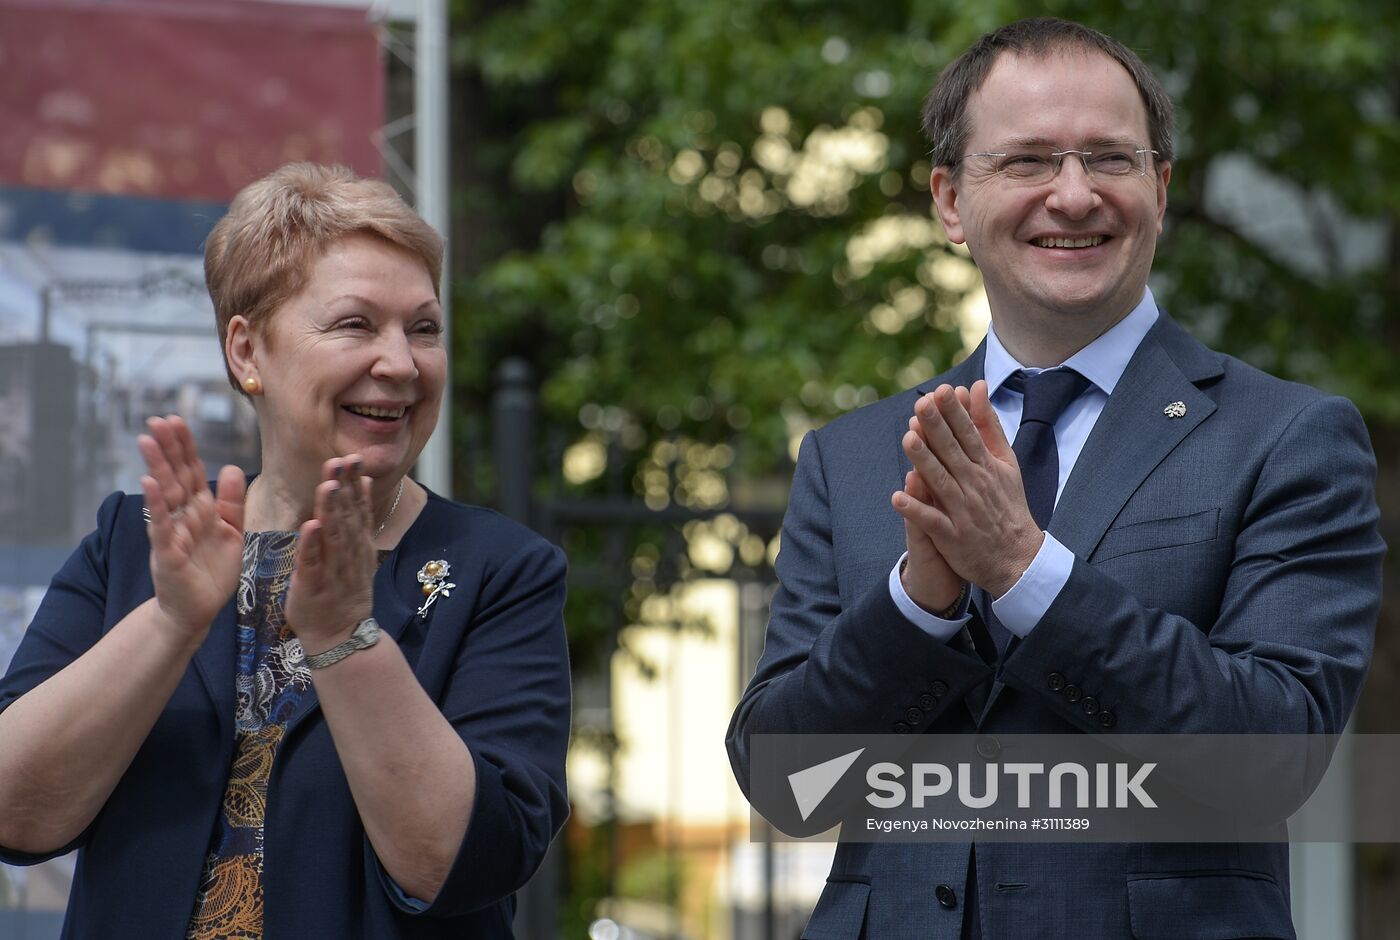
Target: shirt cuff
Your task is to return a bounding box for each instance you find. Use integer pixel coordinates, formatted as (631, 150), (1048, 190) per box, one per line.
(888, 552), (971, 642)
(989, 533), (1074, 638)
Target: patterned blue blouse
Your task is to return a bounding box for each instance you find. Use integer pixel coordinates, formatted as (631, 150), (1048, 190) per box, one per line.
(185, 531), (309, 939)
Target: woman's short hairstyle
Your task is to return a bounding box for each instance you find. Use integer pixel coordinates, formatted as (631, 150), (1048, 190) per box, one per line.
(205, 163), (443, 393)
(922, 17), (1175, 171)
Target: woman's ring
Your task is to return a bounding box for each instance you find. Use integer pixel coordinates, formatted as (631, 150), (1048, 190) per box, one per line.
(142, 505), (186, 525)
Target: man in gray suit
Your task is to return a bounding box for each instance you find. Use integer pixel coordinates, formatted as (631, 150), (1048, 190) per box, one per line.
(727, 17), (1384, 940)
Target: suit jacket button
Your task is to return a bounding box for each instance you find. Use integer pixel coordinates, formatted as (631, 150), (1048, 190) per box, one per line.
(930, 680), (949, 697)
(894, 722), (911, 734)
(975, 736), (1001, 760)
(1081, 696), (1099, 715)
(935, 883), (957, 909)
(1063, 684), (1083, 703)
(1046, 672), (1065, 692)
(1099, 710), (1117, 729)
(905, 707), (924, 724)
(918, 693), (937, 710)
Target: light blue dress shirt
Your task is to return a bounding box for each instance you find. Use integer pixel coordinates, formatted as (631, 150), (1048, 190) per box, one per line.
(889, 288), (1160, 641)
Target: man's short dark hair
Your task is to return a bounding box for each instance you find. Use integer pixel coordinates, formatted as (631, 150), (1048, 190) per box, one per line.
(922, 17), (1175, 169)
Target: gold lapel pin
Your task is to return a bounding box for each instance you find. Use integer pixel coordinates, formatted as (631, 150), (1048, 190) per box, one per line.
(1163, 401), (1187, 419)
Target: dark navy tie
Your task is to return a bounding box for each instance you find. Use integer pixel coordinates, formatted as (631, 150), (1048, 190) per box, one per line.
(1005, 368), (1091, 529)
(975, 368), (1090, 657)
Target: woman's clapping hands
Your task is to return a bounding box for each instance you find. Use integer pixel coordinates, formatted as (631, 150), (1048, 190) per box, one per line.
(284, 456), (378, 656)
(137, 415), (245, 643)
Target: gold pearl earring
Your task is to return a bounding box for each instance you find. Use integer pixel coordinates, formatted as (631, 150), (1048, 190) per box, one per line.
(244, 376), (261, 394)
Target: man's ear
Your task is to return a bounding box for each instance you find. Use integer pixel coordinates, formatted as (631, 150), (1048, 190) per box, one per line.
(930, 165), (966, 244)
(225, 315), (258, 386)
(1155, 162), (1171, 235)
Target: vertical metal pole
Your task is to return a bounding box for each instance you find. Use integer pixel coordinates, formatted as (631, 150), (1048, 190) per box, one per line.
(492, 359), (534, 524)
(667, 624), (682, 939)
(414, 0), (451, 496)
(83, 324), (98, 531)
(739, 580), (777, 940)
(39, 286), (52, 344)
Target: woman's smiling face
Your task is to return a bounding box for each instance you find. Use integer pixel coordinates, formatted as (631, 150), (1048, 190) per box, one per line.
(242, 232), (445, 484)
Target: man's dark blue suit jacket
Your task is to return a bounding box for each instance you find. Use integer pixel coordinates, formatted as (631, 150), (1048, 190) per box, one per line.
(728, 312), (1385, 939)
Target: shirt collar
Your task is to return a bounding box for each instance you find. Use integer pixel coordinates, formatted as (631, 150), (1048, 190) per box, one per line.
(984, 286), (1160, 397)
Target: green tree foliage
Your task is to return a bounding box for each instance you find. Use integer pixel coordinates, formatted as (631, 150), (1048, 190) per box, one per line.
(453, 0), (975, 482)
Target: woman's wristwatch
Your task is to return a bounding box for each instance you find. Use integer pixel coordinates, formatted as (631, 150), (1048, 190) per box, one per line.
(305, 617), (381, 669)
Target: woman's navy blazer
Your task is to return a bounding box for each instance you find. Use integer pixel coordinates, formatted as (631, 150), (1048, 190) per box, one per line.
(0, 486), (571, 939)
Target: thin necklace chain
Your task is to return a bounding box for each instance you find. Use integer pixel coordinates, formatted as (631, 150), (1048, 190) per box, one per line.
(375, 477), (406, 539)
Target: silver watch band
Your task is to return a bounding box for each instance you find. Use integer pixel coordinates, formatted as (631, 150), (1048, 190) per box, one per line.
(304, 617), (381, 670)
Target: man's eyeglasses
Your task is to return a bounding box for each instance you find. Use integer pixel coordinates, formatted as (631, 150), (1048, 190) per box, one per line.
(961, 147), (1160, 184)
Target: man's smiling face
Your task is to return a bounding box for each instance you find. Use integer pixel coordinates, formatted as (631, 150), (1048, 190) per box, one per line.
(931, 49), (1169, 338)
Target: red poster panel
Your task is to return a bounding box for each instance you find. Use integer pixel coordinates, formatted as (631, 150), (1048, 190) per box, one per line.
(0, 0), (384, 201)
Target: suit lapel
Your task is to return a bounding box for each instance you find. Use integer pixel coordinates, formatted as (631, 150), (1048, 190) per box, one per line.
(913, 344), (987, 399)
(1049, 317), (1220, 561)
(190, 600), (238, 748)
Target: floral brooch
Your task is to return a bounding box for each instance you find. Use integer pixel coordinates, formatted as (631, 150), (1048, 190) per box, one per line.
(416, 559), (456, 618)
